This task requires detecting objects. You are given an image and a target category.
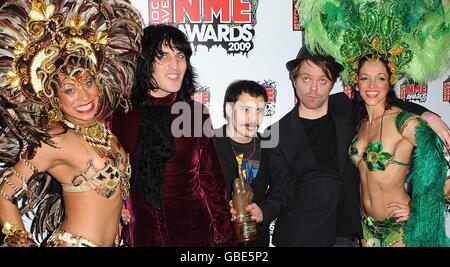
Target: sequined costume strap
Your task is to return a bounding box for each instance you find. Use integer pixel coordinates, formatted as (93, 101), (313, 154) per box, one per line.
(0, 153), (38, 203)
(395, 111), (425, 135)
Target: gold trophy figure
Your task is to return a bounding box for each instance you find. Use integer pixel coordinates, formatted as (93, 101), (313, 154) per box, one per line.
(232, 154), (257, 242)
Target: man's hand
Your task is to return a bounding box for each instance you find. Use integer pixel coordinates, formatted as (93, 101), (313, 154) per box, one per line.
(246, 203), (263, 223)
(121, 206), (131, 225)
(229, 201), (263, 223)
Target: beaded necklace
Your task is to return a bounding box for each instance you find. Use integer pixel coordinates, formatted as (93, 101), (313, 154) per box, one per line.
(63, 120), (114, 159)
(230, 137), (256, 161)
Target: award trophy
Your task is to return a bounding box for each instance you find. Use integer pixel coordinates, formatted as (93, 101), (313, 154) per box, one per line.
(232, 154), (258, 242)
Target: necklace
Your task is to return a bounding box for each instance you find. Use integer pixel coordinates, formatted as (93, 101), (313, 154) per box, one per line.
(367, 109), (398, 124)
(230, 137), (256, 161)
(63, 120), (114, 159)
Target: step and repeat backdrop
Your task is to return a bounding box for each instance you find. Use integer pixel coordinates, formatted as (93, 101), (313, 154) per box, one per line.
(130, 0), (450, 129)
(130, 0), (450, 245)
(9, 0), (449, 245)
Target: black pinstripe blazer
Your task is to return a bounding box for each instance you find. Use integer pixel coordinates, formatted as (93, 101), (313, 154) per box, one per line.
(259, 93), (361, 247)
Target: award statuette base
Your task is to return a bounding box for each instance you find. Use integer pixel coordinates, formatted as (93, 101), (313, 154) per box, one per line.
(233, 212), (258, 242)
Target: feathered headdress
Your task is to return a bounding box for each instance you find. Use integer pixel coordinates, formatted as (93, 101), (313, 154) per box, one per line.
(0, 0), (143, 161)
(296, 0), (450, 86)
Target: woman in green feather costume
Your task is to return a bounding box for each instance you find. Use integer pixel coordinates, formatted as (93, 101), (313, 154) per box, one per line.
(351, 55), (449, 247)
(297, 0), (450, 247)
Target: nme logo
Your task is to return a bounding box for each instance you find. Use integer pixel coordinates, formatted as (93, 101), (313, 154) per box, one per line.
(399, 82), (428, 103)
(292, 0), (303, 31)
(444, 78), (450, 102)
(259, 80), (277, 117)
(148, 0), (259, 55)
(149, 0), (172, 24)
(192, 86), (211, 108)
(149, 0), (251, 24)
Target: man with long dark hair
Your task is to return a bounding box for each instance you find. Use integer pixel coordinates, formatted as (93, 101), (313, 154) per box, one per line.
(112, 24), (233, 246)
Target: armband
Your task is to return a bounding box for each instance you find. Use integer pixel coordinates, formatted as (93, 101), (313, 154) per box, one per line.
(1, 222), (37, 247)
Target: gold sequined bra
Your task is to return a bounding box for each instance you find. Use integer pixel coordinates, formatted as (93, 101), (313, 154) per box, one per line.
(61, 154), (131, 200)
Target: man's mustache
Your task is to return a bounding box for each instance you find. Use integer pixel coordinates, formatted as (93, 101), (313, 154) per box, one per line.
(241, 123), (259, 128)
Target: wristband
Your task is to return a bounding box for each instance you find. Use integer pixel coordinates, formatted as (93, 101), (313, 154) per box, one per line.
(423, 114), (439, 123)
(1, 221), (37, 247)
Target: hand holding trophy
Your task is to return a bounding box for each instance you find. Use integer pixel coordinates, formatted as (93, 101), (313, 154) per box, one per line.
(232, 154), (257, 242)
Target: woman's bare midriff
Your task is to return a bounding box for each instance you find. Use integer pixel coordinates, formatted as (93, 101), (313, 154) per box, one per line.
(59, 191), (122, 246)
(360, 165), (410, 221)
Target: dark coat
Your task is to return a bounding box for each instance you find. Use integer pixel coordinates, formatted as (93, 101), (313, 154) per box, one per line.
(258, 92), (430, 247)
(214, 126), (272, 246)
(112, 97), (233, 247)
(259, 93), (361, 246)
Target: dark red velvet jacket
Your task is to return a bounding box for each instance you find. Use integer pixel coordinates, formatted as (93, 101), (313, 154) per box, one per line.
(112, 93), (233, 246)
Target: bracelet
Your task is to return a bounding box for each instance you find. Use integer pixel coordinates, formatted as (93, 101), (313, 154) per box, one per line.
(423, 114), (439, 123)
(1, 222), (37, 247)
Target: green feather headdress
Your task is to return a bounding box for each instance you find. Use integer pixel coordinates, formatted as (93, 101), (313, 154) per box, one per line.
(296, 0), (450, 86)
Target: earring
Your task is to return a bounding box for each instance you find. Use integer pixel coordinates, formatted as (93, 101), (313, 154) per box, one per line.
(351, 72), (359, 86)
(120, 95), (132, 113)
(389, 74), (398, 85)
(48, 108), (63, 123)
(48, 98), (63, 123)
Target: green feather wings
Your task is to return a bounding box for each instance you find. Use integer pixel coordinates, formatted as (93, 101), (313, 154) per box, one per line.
(404, 120), (450, 247)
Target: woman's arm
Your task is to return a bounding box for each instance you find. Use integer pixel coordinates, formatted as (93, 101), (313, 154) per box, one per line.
(0, 143), (56, 246)
(0, 158), (39, 246)
(421, 112), (450, 149)
(398, 115), (450, 246)
(396, 100), (450, 148)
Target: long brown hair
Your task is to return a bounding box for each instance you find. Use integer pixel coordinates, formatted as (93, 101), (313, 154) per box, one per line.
(352, 55), (400, 129)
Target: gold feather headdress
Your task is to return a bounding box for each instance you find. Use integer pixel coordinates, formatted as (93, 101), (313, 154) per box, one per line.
(0, 0), (143, 160)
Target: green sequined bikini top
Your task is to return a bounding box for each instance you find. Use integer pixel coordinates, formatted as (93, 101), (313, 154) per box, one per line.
(348, 111), (421, 171)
